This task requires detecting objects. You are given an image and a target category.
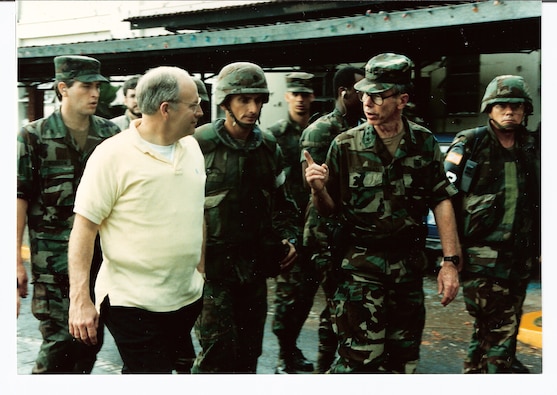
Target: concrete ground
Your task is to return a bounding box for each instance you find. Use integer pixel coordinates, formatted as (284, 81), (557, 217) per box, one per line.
(17, 269), (542, 376)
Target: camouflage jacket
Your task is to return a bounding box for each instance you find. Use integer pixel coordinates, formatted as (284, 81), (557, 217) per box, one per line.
(447, 122), (540, 279)
(300, 107), (360, 248)
(325, 117), (458, 276)
(300, 107), (360, 165)
(17, 108), (120, 283)
(194, 119), (299, 282)
(267, 114), (307, 214)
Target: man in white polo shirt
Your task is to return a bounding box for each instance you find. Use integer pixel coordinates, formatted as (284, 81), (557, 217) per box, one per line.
(67, 66), (206, 374)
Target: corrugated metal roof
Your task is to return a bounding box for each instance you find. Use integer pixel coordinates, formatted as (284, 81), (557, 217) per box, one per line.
(124, 1), (470, 32)
(18, 0), (541, 82)
(125, 0), (275, 22)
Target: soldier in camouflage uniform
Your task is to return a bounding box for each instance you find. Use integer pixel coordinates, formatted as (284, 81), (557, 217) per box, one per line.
(299, 66), (365, 372)
(267, 72), (318, 373)
(444, 75), (540, 373)
(191, 62), (300, 373)
(17, 55), (120, 373)
(304, 53), (461, 373)
(110, 75), (141, 131)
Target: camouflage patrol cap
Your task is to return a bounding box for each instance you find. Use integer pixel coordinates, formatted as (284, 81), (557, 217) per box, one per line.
(481, 75), (533, 115)
(54, 55), (108, 83)
(214, 62), (269, 105)
(193, 77), (209, 102)
(354, 53), (414, 94)
(285, 72), (314, 93)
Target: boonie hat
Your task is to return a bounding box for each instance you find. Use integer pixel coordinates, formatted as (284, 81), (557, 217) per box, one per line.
(354, 53), (413, 94)
(285, 72), (314, 93)
(54, 55), (108, 83)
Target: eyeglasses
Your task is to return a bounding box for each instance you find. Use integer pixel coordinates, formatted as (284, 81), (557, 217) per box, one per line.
(170, 97), (202, 111)
(357, 91), (398, 106)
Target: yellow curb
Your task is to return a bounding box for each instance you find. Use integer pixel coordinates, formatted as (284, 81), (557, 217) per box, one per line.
(21, 245), (30, 261)
(518, 311), (542, 349)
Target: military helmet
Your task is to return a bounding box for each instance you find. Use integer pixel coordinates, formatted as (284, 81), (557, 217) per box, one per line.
(214, 62), (269, 105)
(480, 75), (533, 115)
(193, 77), (209, 102)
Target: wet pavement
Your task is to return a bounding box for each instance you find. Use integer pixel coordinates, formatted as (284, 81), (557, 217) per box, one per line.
(17, 262), (542, 376)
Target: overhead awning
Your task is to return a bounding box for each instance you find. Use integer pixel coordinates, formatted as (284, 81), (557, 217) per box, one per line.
(17, 0), (541, 83)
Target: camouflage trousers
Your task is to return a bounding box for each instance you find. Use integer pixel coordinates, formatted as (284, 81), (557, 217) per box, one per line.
(329, 275), (425, 373)
(31, 282), (103, 374)
(462, 277), (528, 373)
(272, 251), (320, 356)
(192, 279), (267, 373)
(313, 251), (343, 373)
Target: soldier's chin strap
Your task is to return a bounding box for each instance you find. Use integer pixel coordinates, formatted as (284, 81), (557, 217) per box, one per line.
(227, 108), (258, 129)
(490, 113), (529, 131)
(490, 119), (521, 132)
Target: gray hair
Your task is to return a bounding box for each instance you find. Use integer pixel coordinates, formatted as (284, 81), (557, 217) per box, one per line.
(136, 66), (191, 115)
(392, 83), (414, 96)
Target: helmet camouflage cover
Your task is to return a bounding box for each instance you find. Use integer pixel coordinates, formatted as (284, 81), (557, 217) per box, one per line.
(480, 75), (533, 115)
(193, 77), (209, 102)
(214, 62), (269, 105)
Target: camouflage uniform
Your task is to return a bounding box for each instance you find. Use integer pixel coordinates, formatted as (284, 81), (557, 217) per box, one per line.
(268, 72), (320, 372)
(299, 106), (360, 372)
(325, 119), (457, 373)
(322, 54), (458, 373)
(17, 56), (119, 373)
(268, 115), (307, 210)
(445, 75), (540, 373)
(191, 63), (299, 373)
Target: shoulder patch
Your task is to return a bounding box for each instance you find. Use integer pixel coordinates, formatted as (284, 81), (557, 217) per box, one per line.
(445, 150), (463, 165)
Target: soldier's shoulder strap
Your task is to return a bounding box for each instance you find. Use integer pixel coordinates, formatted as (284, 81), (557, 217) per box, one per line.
(260, 129), (278, 154)
(445, 126), (488, 193)
(454, 126), (488, 158)
(193, 122), (220, 154)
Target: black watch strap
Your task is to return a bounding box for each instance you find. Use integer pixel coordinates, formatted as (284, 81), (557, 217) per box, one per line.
(442, 255), (459, 267)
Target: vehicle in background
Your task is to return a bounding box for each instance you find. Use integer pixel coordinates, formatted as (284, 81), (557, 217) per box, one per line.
(425, 133), (456, 271)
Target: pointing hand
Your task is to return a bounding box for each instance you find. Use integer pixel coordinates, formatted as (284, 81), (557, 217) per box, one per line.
(304, 150), (328, 192)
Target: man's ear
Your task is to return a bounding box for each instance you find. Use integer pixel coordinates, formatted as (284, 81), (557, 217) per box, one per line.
(337, 86), (347, 100)
(57, 82), (67, 94)
(160, 101), (171, 118)
(398, 93), (410, 108)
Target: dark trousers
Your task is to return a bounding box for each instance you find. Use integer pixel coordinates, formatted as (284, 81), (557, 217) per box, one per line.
(192, 279), (268, 373)
(272, 251), (320, 355)
(101, 296), (202, 374)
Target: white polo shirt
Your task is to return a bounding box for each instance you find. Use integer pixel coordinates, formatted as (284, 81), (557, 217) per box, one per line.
(74, 120), (205, 312)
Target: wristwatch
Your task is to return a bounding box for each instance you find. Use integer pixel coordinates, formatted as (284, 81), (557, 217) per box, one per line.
(440, 255), (460, 268)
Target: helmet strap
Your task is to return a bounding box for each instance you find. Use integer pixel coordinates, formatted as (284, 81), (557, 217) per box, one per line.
(227, 108), (253, 130)
(490, 118), (523, 132)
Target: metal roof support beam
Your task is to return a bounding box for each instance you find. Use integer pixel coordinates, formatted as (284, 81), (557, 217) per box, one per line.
(19, 1), (540, 59)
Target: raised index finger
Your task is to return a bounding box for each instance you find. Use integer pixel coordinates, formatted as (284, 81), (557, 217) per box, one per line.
(303, 150), (315, 166)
